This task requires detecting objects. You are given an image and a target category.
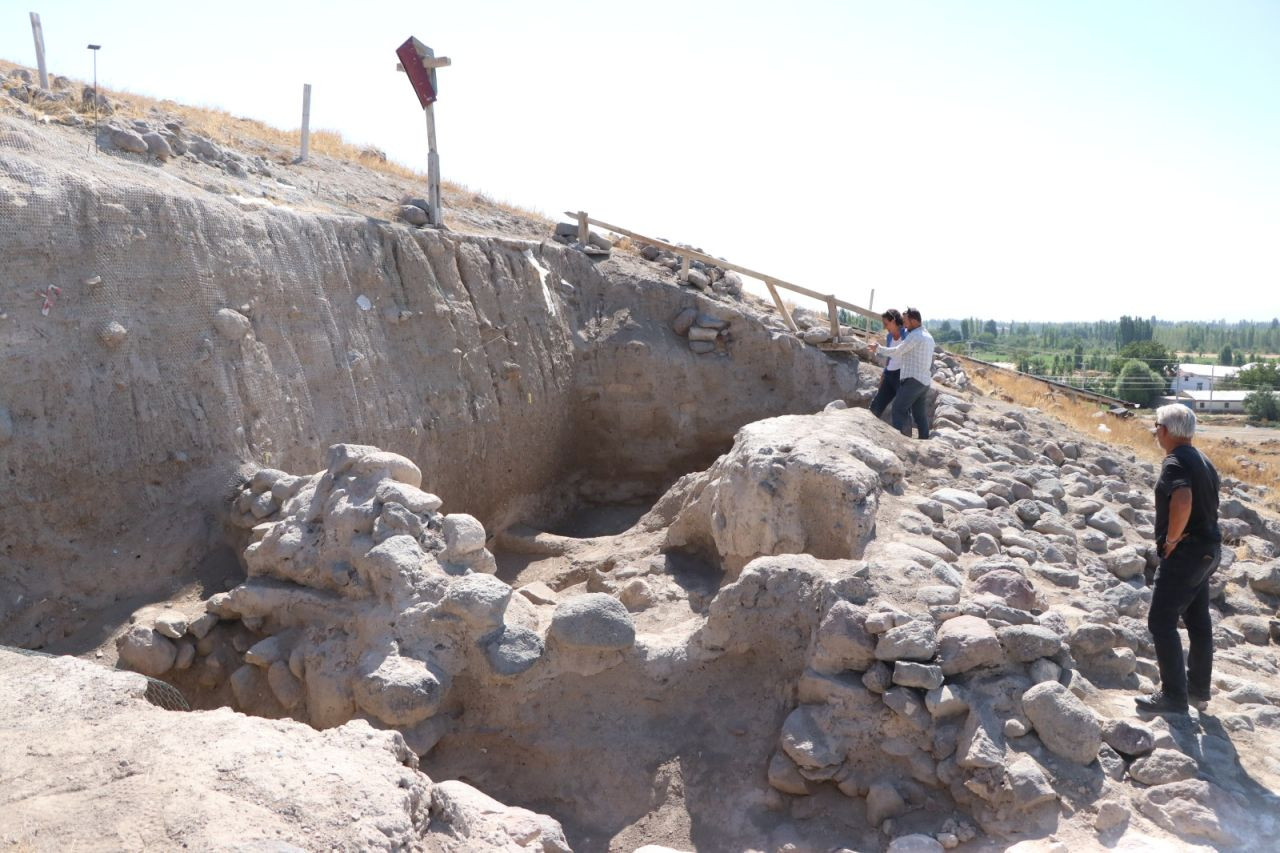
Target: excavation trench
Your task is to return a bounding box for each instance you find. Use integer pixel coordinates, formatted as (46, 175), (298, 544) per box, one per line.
(1, 157), (884, 849)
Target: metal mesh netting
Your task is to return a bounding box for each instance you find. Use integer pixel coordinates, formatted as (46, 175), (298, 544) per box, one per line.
(1, 643), (190, 711)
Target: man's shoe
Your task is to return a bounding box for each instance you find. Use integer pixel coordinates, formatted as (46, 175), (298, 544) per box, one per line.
(1135, 691), (1189, 714)
(1188, 691), (1210, 711)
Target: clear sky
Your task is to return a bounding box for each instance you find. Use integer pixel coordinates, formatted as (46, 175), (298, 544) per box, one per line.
(3, 0), (1278, 321)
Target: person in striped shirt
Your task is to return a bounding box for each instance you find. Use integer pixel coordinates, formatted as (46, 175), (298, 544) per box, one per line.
(870, 307), (935, 439)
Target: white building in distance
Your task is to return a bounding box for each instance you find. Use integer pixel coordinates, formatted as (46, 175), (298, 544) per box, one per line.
(1169, 363), (1242, 393)
(1159, 389), (1250, 413)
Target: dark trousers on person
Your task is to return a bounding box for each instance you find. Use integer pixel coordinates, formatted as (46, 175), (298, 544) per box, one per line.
(869, 368), (901, 419)
(892, 378), (930, 439)
(1148, 543), (1220, 702)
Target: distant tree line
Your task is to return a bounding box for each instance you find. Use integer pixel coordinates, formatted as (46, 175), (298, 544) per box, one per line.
(837, 307), (1280, 411)
(931, 315), (1279, 355)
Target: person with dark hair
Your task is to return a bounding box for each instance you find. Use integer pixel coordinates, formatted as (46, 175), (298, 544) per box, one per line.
(869, 309), (907, 421)
(871, 307), (934, 439)
(1136, 404), (1222, 715)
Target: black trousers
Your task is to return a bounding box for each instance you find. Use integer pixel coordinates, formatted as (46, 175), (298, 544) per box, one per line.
(892, 378), (931, 440)
(869, 368), (901, 418)
(1148, 543), (1220, 702)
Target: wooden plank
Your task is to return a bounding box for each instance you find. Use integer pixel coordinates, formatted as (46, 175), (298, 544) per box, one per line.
(577, 211), (589, 246)
(765, 281), (798, 332)
(420, 56), (452, 69)
(680, 255), (690, 282)
(817, 342), (860, 352)
(826, 295), (840, 343)
(565, 211), (880, 321)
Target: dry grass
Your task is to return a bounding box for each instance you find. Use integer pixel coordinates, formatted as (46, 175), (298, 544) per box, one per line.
(1, 57), (551, 225)
(964, 359), (1280, 512)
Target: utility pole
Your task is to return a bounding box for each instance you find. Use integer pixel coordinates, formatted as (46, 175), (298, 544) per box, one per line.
(30, 12), (48, 89)
(396, 37), (451, 227)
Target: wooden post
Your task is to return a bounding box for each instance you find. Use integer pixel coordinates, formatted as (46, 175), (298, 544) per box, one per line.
(765, 281), (798, 333)
(395, 41), (450, 226)
(680, 254), (690, 283)
(423, 45), (443, 226)
(298, 83), (312, 162)
(826, 295), (840, 343)
(30, 13), (48, 90)
(577, 211), (589, 246)
(869, 288), (875, 312)
(425, 104), (441, 226)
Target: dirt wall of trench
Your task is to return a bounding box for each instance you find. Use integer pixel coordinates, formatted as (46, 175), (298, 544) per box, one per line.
(0, 117), (859, 647)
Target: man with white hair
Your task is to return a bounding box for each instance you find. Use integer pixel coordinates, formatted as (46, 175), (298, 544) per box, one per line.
(1136, 404), (1222, 715)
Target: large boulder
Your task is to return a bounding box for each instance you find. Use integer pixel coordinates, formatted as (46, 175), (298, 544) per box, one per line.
(1137, 780), (1247, 846)
(352, 652), (448, 726)
(1129, 748), (1198, 785)
(115, 625), (177, 677)
(664, 411), (904, 575)
(931, 488), (987, 511)
(1086, 509), (1125, 538)
(971, 570), (1037, 611)
(1102, 546), (1147, 580)
(1101, 719), (1155, 756)
(430, 780), (571, 852)
(1021, 681), (1101, 765)
(938, 615), (1005, 675)
(875, 620), (938, 662)
(701, 554), (870, 660)
(780, 704), (844, 773)
(809, 601), (878, 673)
(548, 594), (635, 651)
(997, 624), (1062, 663)
(1247, 562), (1280, 596)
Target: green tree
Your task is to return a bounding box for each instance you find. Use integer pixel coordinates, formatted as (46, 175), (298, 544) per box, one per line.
(1117, 341), (1172, 374)
(1244, 389), (1280, 422)
(984, 319), (998, 337)
(1073, 343), (1084, 371)
(1113, 359), (1164, 407)
(1219, 344), (1233, 365)
(1227, 363), (1280, 390)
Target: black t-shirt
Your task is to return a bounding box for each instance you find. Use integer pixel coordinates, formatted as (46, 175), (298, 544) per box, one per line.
(1154, 444), (1221, 549)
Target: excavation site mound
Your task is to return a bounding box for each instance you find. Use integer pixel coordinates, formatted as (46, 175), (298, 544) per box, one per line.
(3, 63), (1280, 852)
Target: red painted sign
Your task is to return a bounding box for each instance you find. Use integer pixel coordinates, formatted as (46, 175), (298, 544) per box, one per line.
(397, 37), (437, 108)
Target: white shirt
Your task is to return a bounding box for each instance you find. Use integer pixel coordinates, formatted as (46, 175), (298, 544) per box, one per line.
(881, 331), (906, 371)
(878, 326), (936, 385)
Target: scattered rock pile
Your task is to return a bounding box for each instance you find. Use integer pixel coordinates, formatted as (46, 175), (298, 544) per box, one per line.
(125, 443), (521, 751)
(0, 68), (88, 121)
(669, 306), (732, 355)
(552, 221), (614, 257)
(96, 117), (276, 177)
(629, 239), (745, 297)
(115, 393), (1280, 849)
